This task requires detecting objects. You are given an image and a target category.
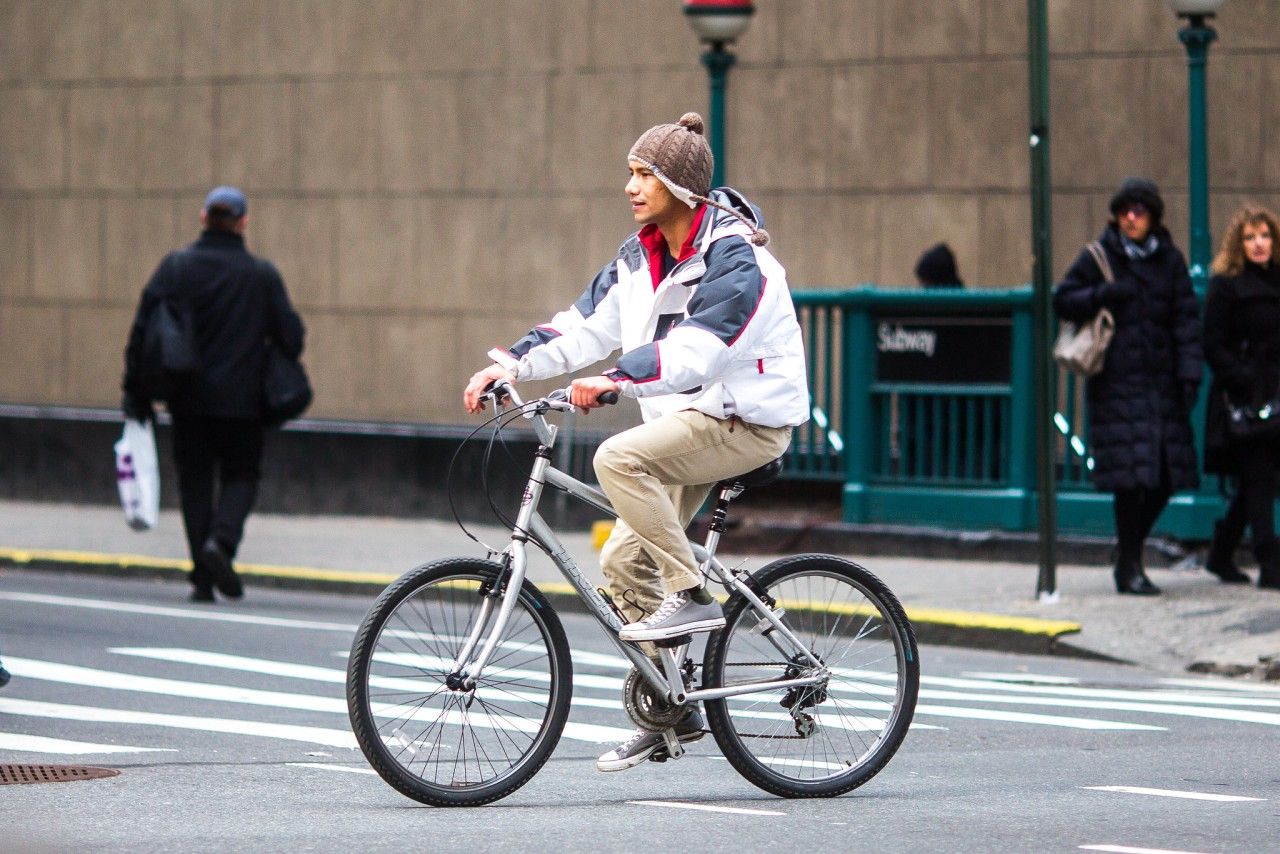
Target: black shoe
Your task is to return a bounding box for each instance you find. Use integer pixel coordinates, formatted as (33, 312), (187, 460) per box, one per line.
(201, 538), (243, 599)
(1205, 522), (1250, 583)
(1116, 572), (1161, 595)
(1206, 562), (1251, 584)
(1260, 575), (1280, 591)
(189, 585), (215, 603)
(0, 664), (9, 688)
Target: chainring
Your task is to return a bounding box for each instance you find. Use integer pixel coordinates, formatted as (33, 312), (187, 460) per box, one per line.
(623, 667), (687, 731)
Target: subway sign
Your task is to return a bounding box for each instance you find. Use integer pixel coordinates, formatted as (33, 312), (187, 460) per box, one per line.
(874, 315), (1012, 384)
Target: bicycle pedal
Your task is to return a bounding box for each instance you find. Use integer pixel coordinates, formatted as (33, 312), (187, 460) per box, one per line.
(659, 728), (684, 760)
(654, 634), (693, 648)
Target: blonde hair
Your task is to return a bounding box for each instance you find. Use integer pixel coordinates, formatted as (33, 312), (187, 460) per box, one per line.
(1211, 204), (1280, 276)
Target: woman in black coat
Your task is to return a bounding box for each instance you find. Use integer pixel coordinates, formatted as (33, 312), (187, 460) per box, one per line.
(1202, 204), (1280, 591)
(1053, 177), (1202, 595)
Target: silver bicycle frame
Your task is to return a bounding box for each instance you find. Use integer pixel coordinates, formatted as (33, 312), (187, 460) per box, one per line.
(454, 385), (826, 705)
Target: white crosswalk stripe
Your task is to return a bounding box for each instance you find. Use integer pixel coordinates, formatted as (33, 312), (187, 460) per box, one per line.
(4, 591), (1280, 761)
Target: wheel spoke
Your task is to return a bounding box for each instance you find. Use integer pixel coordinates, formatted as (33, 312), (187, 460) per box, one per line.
(704, 556), (918, 797)
(348, 561), (570, 805)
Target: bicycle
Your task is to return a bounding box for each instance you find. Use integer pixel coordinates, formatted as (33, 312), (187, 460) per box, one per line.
(345, 381), (919, 806)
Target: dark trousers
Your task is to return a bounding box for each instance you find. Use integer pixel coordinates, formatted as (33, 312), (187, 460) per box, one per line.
(171, 415), (264, 587)
(1113, 486), (1173, 566)
(1217, 438), (1279, 562)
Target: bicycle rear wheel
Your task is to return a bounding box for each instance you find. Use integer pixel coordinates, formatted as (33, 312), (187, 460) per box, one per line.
(346, 557), (572, 807)
(702, 554), (919, 798)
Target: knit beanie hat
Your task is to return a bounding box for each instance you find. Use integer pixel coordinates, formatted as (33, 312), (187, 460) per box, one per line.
(1109, 176), (1165, 226)
(914, 243), (964, 288)
(628, 112), (770, 246)
(628, 113), (714, 208)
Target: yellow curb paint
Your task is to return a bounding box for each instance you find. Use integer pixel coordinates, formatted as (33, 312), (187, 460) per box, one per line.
(0, 546), (397, 586)
(1, 546), (1080, 639)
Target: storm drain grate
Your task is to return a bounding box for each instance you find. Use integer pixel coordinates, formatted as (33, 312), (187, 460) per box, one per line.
(0, 764), (120, 785)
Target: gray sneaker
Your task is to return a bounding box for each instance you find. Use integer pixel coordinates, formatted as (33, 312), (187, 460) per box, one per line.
(596, 709), (705, 772)
(617, 590), (725, 642)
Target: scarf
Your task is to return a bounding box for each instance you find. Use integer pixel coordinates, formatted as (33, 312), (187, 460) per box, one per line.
(1121, 233), (1159, 260)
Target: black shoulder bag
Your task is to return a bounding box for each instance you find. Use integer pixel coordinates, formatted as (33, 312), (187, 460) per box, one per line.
(141, 256), (200, 401)
(262, 343), (313, 427)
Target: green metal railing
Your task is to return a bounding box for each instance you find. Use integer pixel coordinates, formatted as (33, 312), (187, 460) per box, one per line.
(789, 286), (1223, 538)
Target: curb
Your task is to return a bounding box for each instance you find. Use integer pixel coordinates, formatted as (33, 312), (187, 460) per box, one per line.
(0, 546), (1084, 658)
(703, 517), (1190, 567)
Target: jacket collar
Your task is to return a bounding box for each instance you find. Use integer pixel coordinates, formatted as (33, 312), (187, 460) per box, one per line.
(196, 229), (247, 250)
(638, 204), (708, 290)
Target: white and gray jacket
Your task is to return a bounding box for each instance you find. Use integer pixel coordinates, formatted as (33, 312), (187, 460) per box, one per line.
(490, 188), (810, 428)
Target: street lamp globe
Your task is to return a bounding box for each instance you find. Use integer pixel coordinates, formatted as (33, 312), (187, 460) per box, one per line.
(683, 0), (755, 45)
(1166, 0), (1225, 17)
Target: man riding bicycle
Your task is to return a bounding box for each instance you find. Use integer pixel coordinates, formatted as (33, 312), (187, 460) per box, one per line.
(463, 113), (809, 771)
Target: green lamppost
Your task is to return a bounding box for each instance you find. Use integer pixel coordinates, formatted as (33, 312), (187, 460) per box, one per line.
(683, 0), (755, 188)
(1167, 0), (1225, 295)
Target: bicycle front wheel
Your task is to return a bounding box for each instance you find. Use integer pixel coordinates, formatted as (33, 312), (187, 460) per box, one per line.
(346, 557), (572, 807)
(702, 554), (919, 798)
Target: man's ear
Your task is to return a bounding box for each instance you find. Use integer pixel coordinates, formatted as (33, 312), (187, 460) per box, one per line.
(200, 209), (208, 227)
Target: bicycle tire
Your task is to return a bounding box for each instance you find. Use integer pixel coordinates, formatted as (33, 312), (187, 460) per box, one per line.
(702, 554), (919, 799)
(346, 557), (573, 807)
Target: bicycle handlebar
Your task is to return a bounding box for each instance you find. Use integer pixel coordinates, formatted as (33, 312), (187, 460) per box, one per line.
(483, 380), (618, 409)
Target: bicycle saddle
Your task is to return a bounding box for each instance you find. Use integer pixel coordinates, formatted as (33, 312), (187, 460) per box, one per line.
(718, 456), (784, 491)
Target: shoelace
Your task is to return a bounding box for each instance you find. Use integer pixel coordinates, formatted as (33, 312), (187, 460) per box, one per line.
(641, 591), (688, 625)
(618, 729), (651, 752)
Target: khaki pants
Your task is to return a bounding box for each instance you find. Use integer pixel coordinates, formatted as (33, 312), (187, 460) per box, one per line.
(594, 409), (792, 624)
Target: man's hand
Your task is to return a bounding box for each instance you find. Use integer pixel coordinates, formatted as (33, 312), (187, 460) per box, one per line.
(464, 364), (515, 414)
(121, 391), (154, 424)
(568, 375), (620, 412)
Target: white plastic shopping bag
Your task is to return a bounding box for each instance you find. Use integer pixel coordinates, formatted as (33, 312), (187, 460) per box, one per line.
(115, 418), (159, 531)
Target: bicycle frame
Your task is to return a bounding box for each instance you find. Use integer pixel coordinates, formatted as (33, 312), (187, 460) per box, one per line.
(450, 384), (827, 708)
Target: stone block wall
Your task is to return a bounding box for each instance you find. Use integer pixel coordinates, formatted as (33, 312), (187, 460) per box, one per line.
(2, 0), (1278, 424)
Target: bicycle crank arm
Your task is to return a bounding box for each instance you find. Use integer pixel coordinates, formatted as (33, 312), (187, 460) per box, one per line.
(660, 728), (684, 760)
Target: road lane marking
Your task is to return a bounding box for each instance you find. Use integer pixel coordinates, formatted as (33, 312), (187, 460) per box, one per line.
(628, 800), (785, 817)
(7, 656), (633, 744)
(1159, 678), (1280, 695)
(828, 671), (1280, 725)
(0, 592), (356, 633)
(1081, 786), (1265, 802)
(962, 671), (1081, 685)
(0, 732), (174, 755)
(1081, 846), (1216, 854)
(115, 648), (949, 736)
(0, 697), (358, 747)
(846, 667), (1280, 710)
(288, 762), (377, 776)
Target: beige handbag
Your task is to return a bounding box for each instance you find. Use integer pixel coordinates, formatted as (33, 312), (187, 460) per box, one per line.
(1053, 241), (1116, 377)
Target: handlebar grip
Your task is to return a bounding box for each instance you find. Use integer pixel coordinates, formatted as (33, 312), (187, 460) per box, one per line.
(483, 379), (511, 404)
(598, 391), (619, 406)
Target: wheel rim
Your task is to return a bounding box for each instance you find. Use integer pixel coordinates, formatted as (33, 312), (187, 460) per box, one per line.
(361, 572), (560, 791)
(716, 569), (911, 784)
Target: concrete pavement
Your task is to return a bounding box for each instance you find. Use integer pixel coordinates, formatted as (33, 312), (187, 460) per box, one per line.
(1, 499), (1278, 679)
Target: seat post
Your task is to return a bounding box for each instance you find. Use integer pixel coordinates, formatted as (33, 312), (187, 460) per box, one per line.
(700, 486), (740, 571)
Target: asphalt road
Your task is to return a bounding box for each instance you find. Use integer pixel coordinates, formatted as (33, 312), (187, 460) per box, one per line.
(1, 571), (1278, 853)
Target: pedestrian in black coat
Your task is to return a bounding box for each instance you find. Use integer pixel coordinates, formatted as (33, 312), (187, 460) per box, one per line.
(1201, 204), (1280, 591)
(1053, 177), (1202, 596)
(122, 187), (305, 603)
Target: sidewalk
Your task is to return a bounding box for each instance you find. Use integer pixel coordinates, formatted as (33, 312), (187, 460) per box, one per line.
(1, 499), (1277, 679)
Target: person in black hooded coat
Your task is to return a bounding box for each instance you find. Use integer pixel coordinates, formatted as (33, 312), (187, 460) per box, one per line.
(1053, 177), (1202, 595)
(1201, 203), (1280, 591)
